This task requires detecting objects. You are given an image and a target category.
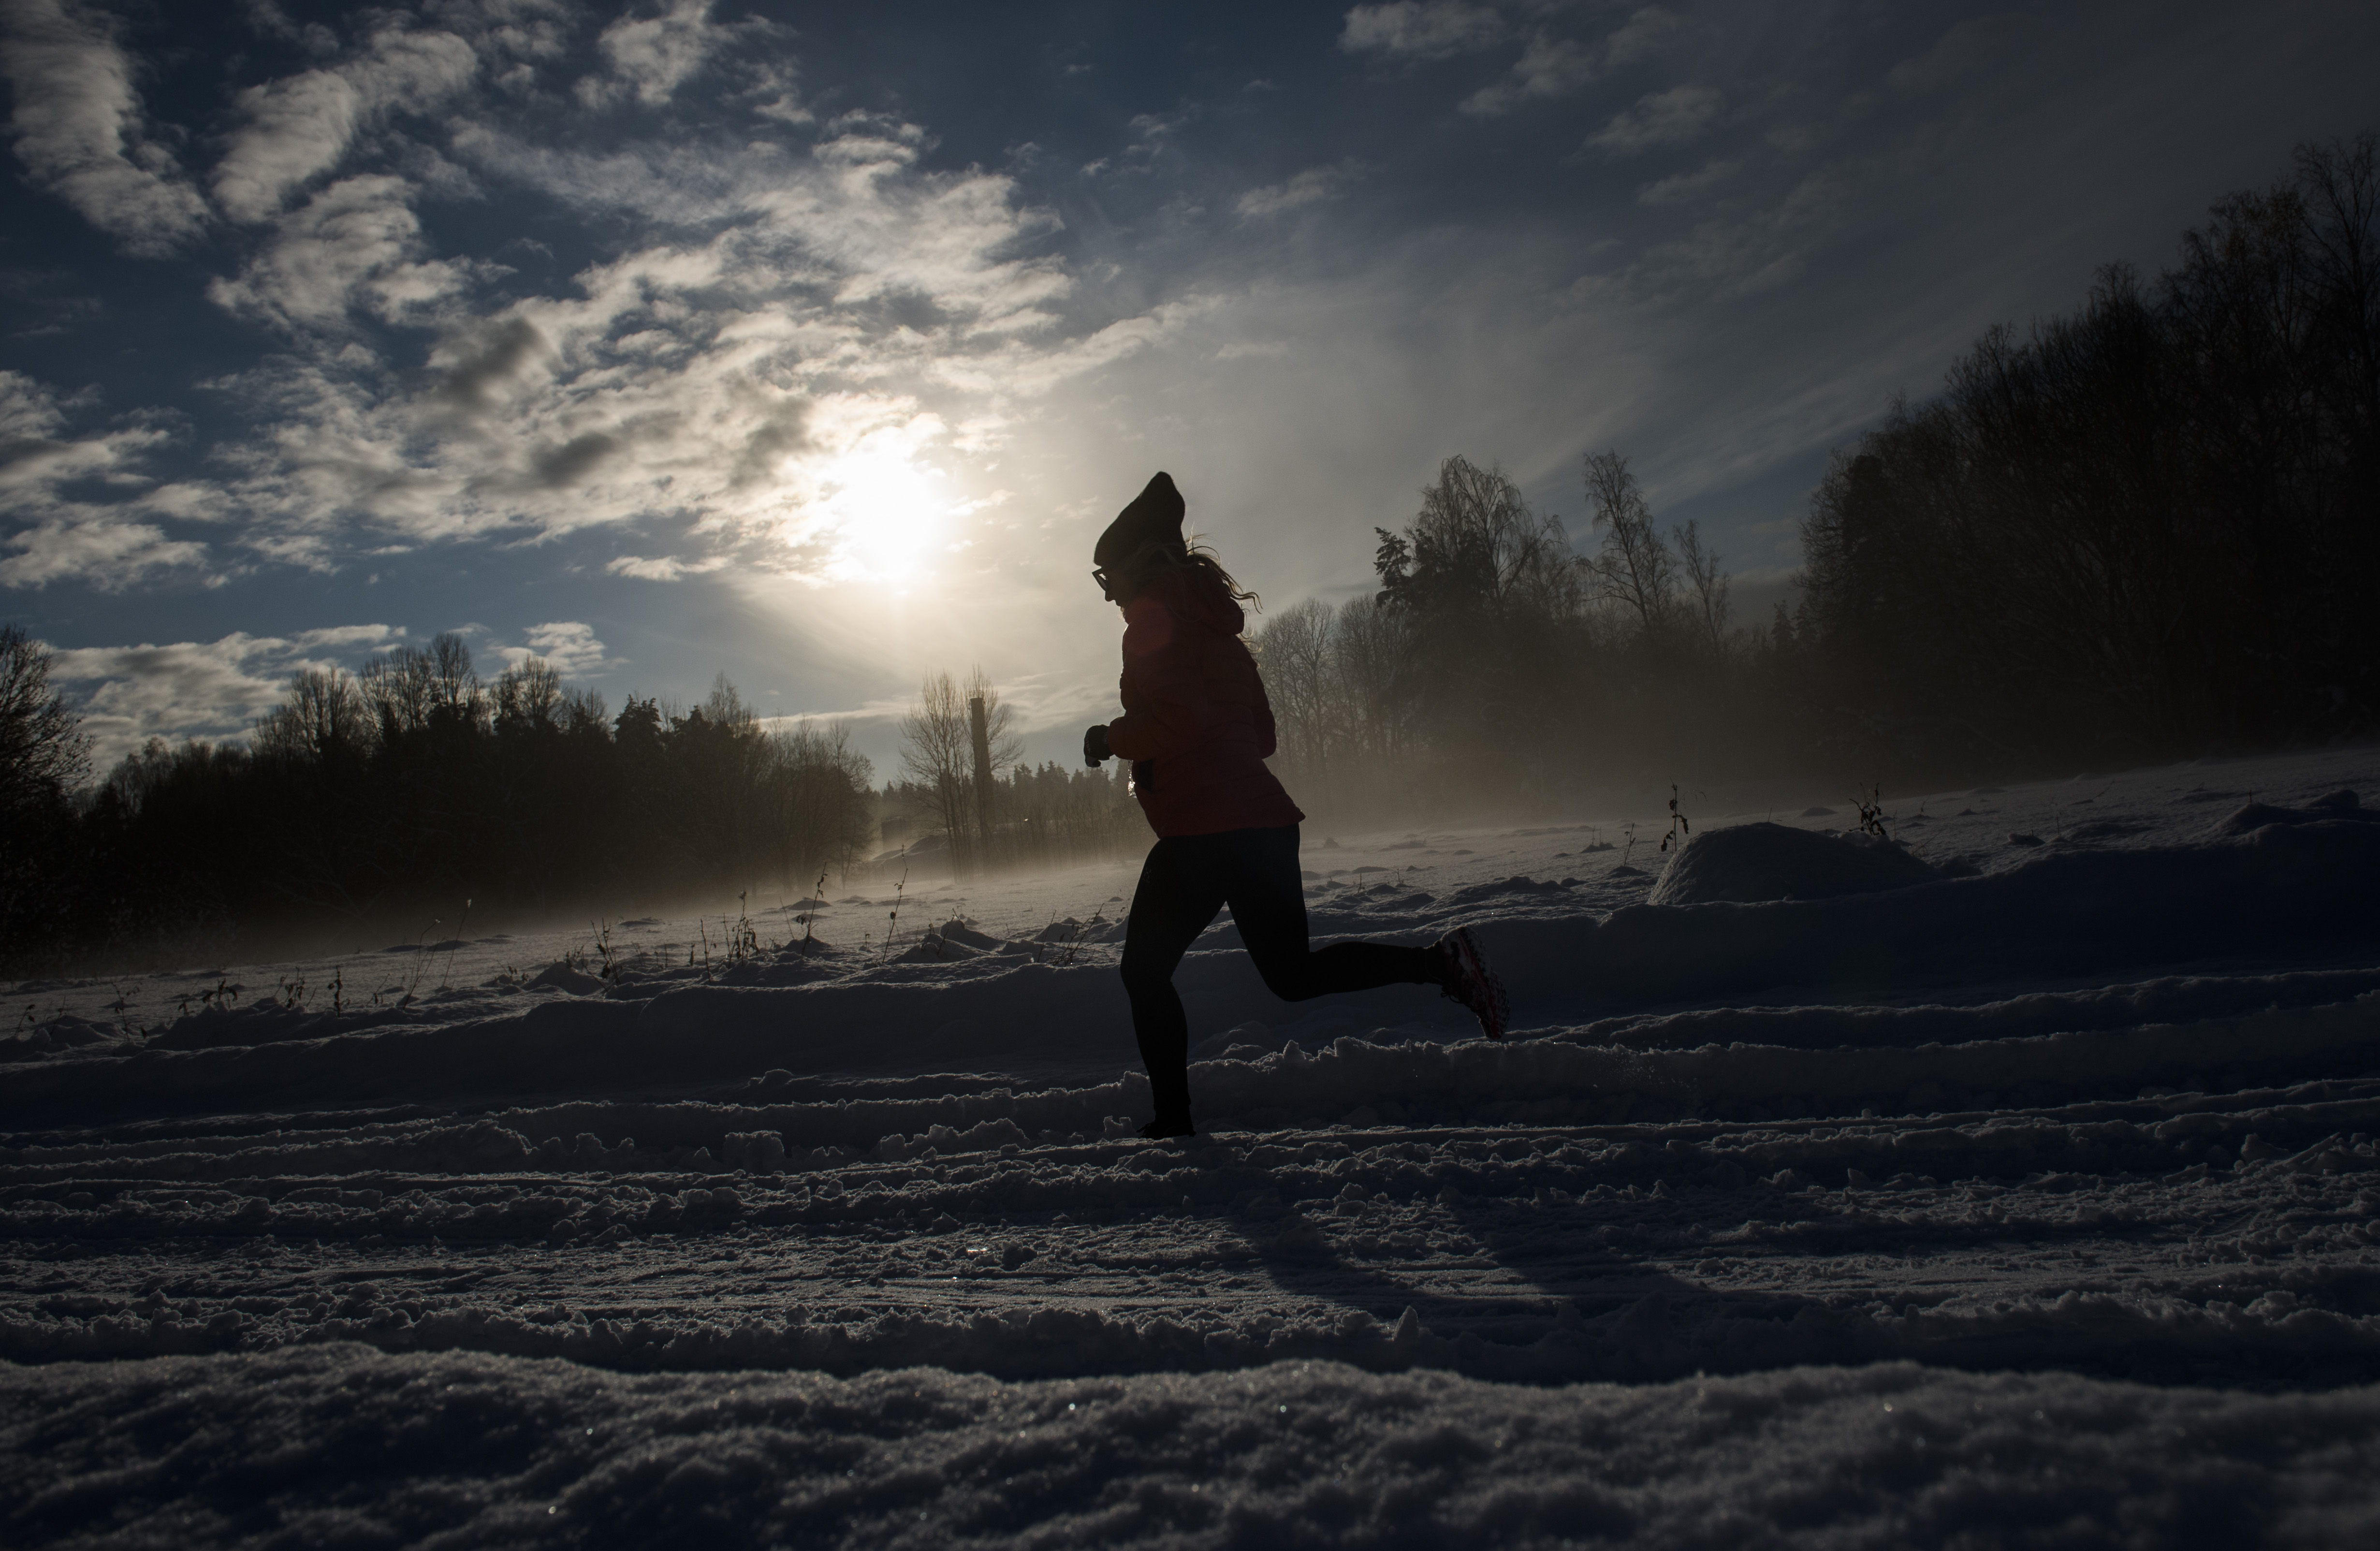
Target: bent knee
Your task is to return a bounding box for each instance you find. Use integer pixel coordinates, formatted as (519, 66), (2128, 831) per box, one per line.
(1118, 954), (1174, 995)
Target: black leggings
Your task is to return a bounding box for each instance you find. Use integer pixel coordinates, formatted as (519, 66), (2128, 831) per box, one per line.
(1121, 824), (1441, 1119)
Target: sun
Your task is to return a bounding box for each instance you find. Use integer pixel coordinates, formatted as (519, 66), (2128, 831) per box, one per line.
(813, 443), (951, 581)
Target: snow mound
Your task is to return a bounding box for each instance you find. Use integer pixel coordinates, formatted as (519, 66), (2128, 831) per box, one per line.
(0, 1014), (129, 1064)
(2214, 794), (2377, 836)
(935, 919), (1018, 953)
(1488, 819), (2380, 1016)
(1649, 822), (1936, 905)
(527, 962), (607, 995)
(1448, 876), (1573, 907)
(892, 930), (984, 964)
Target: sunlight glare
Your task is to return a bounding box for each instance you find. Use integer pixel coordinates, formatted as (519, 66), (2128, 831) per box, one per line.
(813, 442), (952, 581)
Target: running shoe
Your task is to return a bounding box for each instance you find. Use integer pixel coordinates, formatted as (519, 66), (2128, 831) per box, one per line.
(1435, 926), (1509, 1040)
(1139, 1115), (1196, 1139)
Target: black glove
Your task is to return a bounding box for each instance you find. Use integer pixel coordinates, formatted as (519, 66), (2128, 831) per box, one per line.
(1083, 724), (1112, 767)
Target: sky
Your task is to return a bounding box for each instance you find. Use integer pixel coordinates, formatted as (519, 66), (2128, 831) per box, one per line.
(2, 0), (2375, 778)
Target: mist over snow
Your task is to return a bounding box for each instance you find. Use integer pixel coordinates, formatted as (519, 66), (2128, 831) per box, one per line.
(1, 0), (2374, 771)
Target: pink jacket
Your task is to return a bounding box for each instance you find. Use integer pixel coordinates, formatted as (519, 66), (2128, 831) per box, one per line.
(1105, 570), (1305, 837)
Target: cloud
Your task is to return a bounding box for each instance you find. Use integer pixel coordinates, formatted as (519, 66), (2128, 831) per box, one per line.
(1337, 1), (1504, 60)
(45, 625), (403, 767)
(428, 317), (554, 411)
(1235, 162), (1361, 219)
(943, 294), (1220, 397)
(1460, 33), (1599, 116)
(207, 174), (485, 329)
(1604, 6), (1688, 68)
(522, 431), (618, 489)
(0, 365), (72, 439)
(159, 104), (1180, 585)
(210, 24), (478, 222)
(1605, 171), (1852, 307)
(575, 0), (760, 108)
(0, 0), (209, 255)
(0, 369), (208, 589)
(606, 554), (714, 581)
(1886, 16), (2023, 96)
(0, 514), (204, 589)
(1636, 157), (1736, 205)
(1458, 7), (1689, 117)
(1586, 85), (1724, 157)
(490, 619), (611, 674)
(0, 369), (171, 497)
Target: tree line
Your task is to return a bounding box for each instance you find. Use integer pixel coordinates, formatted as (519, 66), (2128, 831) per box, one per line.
(1798, 136), (2379, 765)
(1253, 135), (2378, 818)
(0, 631), (876, 969)
(1250, 447), (1795, 819)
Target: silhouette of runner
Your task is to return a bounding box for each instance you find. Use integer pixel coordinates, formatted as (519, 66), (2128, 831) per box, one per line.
(1082, 472), (1507, 1138)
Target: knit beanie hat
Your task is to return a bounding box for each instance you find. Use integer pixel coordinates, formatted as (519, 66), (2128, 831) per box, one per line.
(1094, 472), (1187, 569)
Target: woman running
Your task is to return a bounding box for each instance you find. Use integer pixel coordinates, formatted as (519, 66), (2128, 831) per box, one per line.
(1082, 471), (1508, 1139)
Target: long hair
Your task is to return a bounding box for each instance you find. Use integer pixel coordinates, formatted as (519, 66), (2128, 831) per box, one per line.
(1109, 536), (1260, 611)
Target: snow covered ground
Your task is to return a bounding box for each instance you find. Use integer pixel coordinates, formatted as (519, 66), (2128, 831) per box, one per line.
(6, 749), (2380, 1545)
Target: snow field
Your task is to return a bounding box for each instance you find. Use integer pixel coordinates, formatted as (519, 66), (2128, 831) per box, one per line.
(4, 1057), (2377, 1388)
(5, 1346), (2378, 1549)
(5, 746), (2380, 1543)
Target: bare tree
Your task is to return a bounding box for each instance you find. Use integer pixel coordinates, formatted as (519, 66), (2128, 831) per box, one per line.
(252, 667), (372, 763)
(0, 624), (89, 811)
(1673, 518), (1732, 655)
(702, 672), (757, 732)
(1582, 449), (1679, 638)
(1329, 594), (1414, 764)
(360, 647), (437, 736)
(765, 719), (876, 884)
(1249, 598), (1337, 783)
(899, 671), (975, 872)
(427, 632), (479, 718)
(494, 657), (564, 731)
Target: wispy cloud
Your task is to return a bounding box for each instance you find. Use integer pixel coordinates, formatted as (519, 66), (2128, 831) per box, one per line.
(0, 370), (205, 588)
(1636, 157), (1736, 206)
(578, 0), (777, 109)
(490, 619), (612, 674)
(46, 625), (404, 767)
(1585, 84), (1724, 157)
(207, 174), (489, 330)
(210, 22), (478, 223)
(1337, 1), (1505, 61)
(1459, 7), (1689, 117)
(1460, 33), (1599, 117)
(161, 105), (1162, 586)
(606, 553), (727, 582)
(1235, 161), (1362, 219)
(0, 0), (208, 255)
